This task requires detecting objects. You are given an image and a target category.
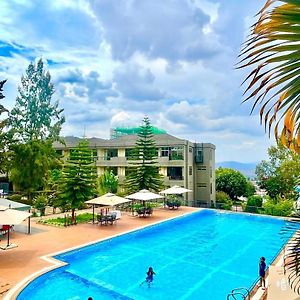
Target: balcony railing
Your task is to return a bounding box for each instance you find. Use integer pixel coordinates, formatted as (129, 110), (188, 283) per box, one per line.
(168, 175), (183, 180)
(169, 155), (184, 161)
(96, 156), (117, 161)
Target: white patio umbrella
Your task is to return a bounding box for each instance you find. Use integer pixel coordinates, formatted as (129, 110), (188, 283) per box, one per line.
(126, 189), (164, 215)
(85, 193), (132, 223)
(86, 193), (131, 206)
(159, 185), (192, 195)
(125, 189), (164, 201)
(0, 206), (32, 250)
(160, 185), (192, 207)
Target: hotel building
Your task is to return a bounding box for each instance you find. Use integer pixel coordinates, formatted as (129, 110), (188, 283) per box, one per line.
(53, 129), (216, 207)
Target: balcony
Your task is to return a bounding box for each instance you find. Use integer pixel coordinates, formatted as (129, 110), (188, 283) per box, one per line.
(96, 156), (127, 166)
(169, 154), (183, 161)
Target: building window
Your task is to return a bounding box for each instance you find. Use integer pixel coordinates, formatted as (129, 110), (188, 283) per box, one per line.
(55, 149), (63, 156)
(170, 146), (184, 160)
(197, 183), (207, 188)
(210, 183), (213, 194)
(161, 147), (169, 157)
(195, 148), (203, 163)
(167, 167), (183, 180)
(197, 166), (207, 171)
(189, 166), (192, 176)
(189, 146), (193, 153)
(106, 149), (118, 160)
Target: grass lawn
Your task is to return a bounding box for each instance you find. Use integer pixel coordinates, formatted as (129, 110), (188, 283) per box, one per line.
(38, 213), (93, 226)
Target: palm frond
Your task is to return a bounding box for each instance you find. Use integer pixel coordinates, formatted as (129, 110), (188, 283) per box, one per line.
(239, 0), (300, 151)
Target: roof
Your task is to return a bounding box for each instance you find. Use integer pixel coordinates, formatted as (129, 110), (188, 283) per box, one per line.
(53, 133), (188, 149)
(0, 198), (31, 211)
(53, 136), (106, 149)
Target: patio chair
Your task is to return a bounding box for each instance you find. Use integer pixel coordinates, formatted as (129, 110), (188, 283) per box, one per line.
(97, 214), (107, 225)
(106, 213), (117, 225)
(145, 207), (153, 216)
(0, 225), (11, 235)
(136, 207), (146, 217)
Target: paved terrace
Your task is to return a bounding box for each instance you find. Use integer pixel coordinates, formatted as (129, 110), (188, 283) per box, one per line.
(0, 207), (299, 300)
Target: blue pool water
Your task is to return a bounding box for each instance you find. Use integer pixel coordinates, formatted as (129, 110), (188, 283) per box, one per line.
(18, 210), (296, 300)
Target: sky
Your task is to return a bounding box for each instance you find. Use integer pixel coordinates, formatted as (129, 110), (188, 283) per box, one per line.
(0, 0), (275, 163)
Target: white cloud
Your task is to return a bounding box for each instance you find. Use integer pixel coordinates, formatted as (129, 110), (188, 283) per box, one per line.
(0, 0), (274, 163)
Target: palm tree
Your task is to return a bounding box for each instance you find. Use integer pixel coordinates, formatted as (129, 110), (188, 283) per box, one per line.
(239, 0), (300, 294)
(238, 0), (300, 152)
(98, 170), (118, 194)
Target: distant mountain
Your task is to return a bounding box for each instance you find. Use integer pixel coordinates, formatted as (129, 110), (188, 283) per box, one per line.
(216, 161), (257, 179)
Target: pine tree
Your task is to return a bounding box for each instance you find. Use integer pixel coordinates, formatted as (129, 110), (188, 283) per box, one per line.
(125, 117), (164, 193)
(58, 139), (97, 223)
(9, 59), (65, 142)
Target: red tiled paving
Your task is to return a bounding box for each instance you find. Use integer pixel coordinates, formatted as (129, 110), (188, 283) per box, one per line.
(0, 206), (198, 299)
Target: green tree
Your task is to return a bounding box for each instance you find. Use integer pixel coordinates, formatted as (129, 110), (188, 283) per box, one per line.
(98, 170), (118, 194)
(58, 139), (97, 223)
(9, 59), (65, 143)
(215, 191), (232, 210)
(125, 117), (164, 193)
(239, 1), (300, 152)
(9, 140), (57, 201)
(216, 167), (248, 200)
(255, 143), (300, 199)
(8, 59), (65, 198)
(245, 181), (256, 197)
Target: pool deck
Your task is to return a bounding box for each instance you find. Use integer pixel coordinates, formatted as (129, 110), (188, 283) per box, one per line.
(1, 207), (299, 300)
(0, 206), (198, 299)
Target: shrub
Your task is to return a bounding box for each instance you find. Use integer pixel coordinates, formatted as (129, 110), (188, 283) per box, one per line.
(34, 195), (48, 216)
(216, 191), (232, 210)
(263, 198), (294, 217)
(7, 194), (22, 202)
(166, 199), (181, 209)
(244, 195), (263, 213)
(245, 181), (256, 197)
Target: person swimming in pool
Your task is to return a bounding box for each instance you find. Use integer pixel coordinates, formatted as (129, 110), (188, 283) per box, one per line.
(140, 267), (156, 288)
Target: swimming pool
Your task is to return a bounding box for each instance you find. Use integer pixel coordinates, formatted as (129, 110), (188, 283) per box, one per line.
(17, 210), (295, 300)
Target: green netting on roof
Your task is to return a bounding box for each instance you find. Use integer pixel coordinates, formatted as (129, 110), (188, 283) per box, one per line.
(111, 126), (166, 139)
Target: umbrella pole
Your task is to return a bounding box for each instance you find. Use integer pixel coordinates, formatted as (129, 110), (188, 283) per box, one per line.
(7, 227), (10, 247)
(28, 216), (31, 234)
(92, 205), (95, 224)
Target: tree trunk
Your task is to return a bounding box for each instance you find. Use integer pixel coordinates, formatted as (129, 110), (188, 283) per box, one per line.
(71, 208), (76, 224)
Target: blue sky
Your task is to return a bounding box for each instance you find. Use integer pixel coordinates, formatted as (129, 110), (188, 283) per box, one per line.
(0, 0), (274, 163)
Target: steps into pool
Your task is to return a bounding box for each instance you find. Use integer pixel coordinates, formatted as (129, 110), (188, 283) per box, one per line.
(63, 270), (133, 300)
